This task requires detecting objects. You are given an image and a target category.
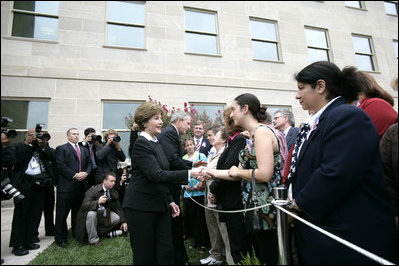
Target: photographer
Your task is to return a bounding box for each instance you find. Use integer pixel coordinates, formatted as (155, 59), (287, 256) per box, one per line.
(8, 126), (55, 256)
(79, 128), (101, 189)
(75, 172), (127, 246)
(94, 129), (126, 185)
(1, 119), (18, 201)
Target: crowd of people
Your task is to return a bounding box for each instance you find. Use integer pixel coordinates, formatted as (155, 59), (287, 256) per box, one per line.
(1, 61), (398, 265)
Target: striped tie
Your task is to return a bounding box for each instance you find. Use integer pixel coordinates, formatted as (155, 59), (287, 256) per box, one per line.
(195, 139), (201, 151)
(74, 144), (81, 172)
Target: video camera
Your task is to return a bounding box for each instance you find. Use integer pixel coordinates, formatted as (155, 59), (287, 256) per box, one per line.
(35, 123), (51, 141)
(89, 134), (102, 143)
(1, 117), (17, 138)
(112, 136), (121, 143)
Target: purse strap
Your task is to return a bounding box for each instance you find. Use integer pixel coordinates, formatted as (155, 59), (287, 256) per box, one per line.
(251, 169), (258, 207)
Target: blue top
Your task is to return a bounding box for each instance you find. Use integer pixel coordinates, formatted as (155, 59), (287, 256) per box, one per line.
(181, 151), (207, 198)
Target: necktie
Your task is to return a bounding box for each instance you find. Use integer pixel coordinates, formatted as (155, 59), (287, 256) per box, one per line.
(74, 144), (81, 172)
(287, 123), (311, 183)
(195, 139), (201, 151)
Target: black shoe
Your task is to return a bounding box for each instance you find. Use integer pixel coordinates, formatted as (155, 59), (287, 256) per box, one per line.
(12, 246), (29, 256)
(55, 241), (67, 248)
(32, 236), (40, 243)
(25, 243), (40, 250)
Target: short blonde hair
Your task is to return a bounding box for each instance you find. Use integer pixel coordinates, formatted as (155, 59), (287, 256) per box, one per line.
(103, 129), (119, 140)
(134, 102), (165, 131)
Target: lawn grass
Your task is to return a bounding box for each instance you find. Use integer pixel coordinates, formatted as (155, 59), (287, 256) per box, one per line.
(28, 230), (210, 265)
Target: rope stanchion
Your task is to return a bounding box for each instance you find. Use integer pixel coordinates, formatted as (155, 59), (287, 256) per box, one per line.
(272, 202), (396, 265)
(183, 190), (396, 265)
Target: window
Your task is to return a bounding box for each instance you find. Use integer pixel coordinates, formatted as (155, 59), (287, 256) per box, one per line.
(352, 35), (377, 71)
(102, 101), (143, 159)
(345, 1), (364, 9)
(266, 106), (293, 126)
(305, 27), (331, 63)
(250, 18), (282, 62)
(185, 8), (219, 56)
(189, 103), (225, 128)
(106, 1), (145, 48)
(394, 40), (398, 59)
(11, 1), (59, 41)
(1, 99), (50, 143)
(384, 1), (398, 16)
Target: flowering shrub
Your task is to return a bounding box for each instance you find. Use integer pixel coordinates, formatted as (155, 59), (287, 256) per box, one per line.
(124, 96), (224, 137)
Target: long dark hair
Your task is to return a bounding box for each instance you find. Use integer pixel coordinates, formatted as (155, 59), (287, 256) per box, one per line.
(234, 93), (267, 122)
(294, 61), (361, 102)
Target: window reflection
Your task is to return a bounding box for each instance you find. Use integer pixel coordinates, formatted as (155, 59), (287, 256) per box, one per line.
(186, 33), (217, 55)
(108, 1), (145, 25)
(355, 54), (373, 71)
(252, 41), (278, 61)
(308, 48), (328, 63)
(14, 1), (59, 15)
(352, 36), (371, 54)
(305, 29), (328, 48)
(185, 10), (216, 34)
(384, 2), (398, 15)
(250, 20), (276, 41)
(107, 24), (144, 48)
(103, 102), (141, 130)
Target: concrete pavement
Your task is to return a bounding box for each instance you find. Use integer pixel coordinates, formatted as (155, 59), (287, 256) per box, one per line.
(1, 198), (70, 265)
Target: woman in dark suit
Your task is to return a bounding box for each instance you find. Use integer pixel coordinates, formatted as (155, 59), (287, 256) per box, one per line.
(122, 102), (207, 265)
(289, 61), (397, 264)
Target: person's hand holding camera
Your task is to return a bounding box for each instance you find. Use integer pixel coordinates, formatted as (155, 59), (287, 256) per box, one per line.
(98, 195), (108, 205)
(24, 130), (36, 145)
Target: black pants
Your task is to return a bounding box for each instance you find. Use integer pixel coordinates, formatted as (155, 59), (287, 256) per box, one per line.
(125, 208), (174, 265)
(33, 184), (55, 237)
(183, 195), (209, 248)
(250, 229), (279, 265)
(223, 212), (250, 264)
(54, 189), (84, 244)
(9, 186), (35, 247)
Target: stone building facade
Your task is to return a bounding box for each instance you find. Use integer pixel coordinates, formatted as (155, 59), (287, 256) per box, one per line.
(1, 1), (398, 157)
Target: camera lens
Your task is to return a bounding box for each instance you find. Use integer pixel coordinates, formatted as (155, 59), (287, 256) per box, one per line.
(113, 136), (121, 142)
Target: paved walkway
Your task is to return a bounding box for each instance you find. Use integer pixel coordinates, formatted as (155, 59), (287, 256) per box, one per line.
(1, 199), (70, 265)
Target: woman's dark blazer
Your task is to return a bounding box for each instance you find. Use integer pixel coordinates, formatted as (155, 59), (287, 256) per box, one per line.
(209, 133), (247, 211)
(292, 97), (398, 264)
(123, 136), (189, 213)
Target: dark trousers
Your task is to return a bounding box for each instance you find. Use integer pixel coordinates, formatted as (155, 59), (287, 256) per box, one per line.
(223, 212), (250, 264)
(171, 212), (189, 264)
(250, 229), (279, 265)
(183, 195), (210, 248)
(33, 184), (55, 237)
(9, 186), (35, 247)
(125, 208), (174, 265)
(54, 189), (84, 244)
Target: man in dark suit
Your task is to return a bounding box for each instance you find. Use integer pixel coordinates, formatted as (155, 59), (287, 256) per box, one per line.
(78, 127), (100, 190)
(193, 120), (212, 156)
(157, 111), (207, 265)
(54, 128), (92, 248)
(273, 109), (299, 150)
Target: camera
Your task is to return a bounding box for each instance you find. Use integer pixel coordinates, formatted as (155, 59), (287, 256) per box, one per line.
(1, 117), (17, 138)
(125, 164), (132, 187)
(1, 177), (25, 203)
(112, 136), (121, 143)
(35, 123), (51, 141)
(97, 195), (111, 216)
(90, 134), (102, 143)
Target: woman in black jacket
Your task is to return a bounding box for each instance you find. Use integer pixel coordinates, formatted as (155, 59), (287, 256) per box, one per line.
(123, 102), (208, 265)
(209, 106), (250, 264)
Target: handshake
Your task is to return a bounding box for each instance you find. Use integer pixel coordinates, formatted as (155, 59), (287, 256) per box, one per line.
(189, 168), (215, 182)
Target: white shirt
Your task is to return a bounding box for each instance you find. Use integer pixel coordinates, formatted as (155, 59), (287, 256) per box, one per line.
(140, 131), (158, 142)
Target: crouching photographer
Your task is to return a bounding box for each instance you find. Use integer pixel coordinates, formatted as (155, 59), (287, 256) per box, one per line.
(8, 124), (56, 256)
(75, 172), (128, 246)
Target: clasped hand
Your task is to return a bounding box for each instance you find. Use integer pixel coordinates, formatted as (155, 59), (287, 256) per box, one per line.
(190, 167), (215, 182)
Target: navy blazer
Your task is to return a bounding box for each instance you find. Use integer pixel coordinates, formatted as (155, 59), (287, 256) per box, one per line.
(285, 126), (299, 150)
(123, 136), (189, 213)
(55, 143), (92, 193)
(197, 137), (212, 156)
(158, 125), (193, 202)
(292, 97), (397, 264)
